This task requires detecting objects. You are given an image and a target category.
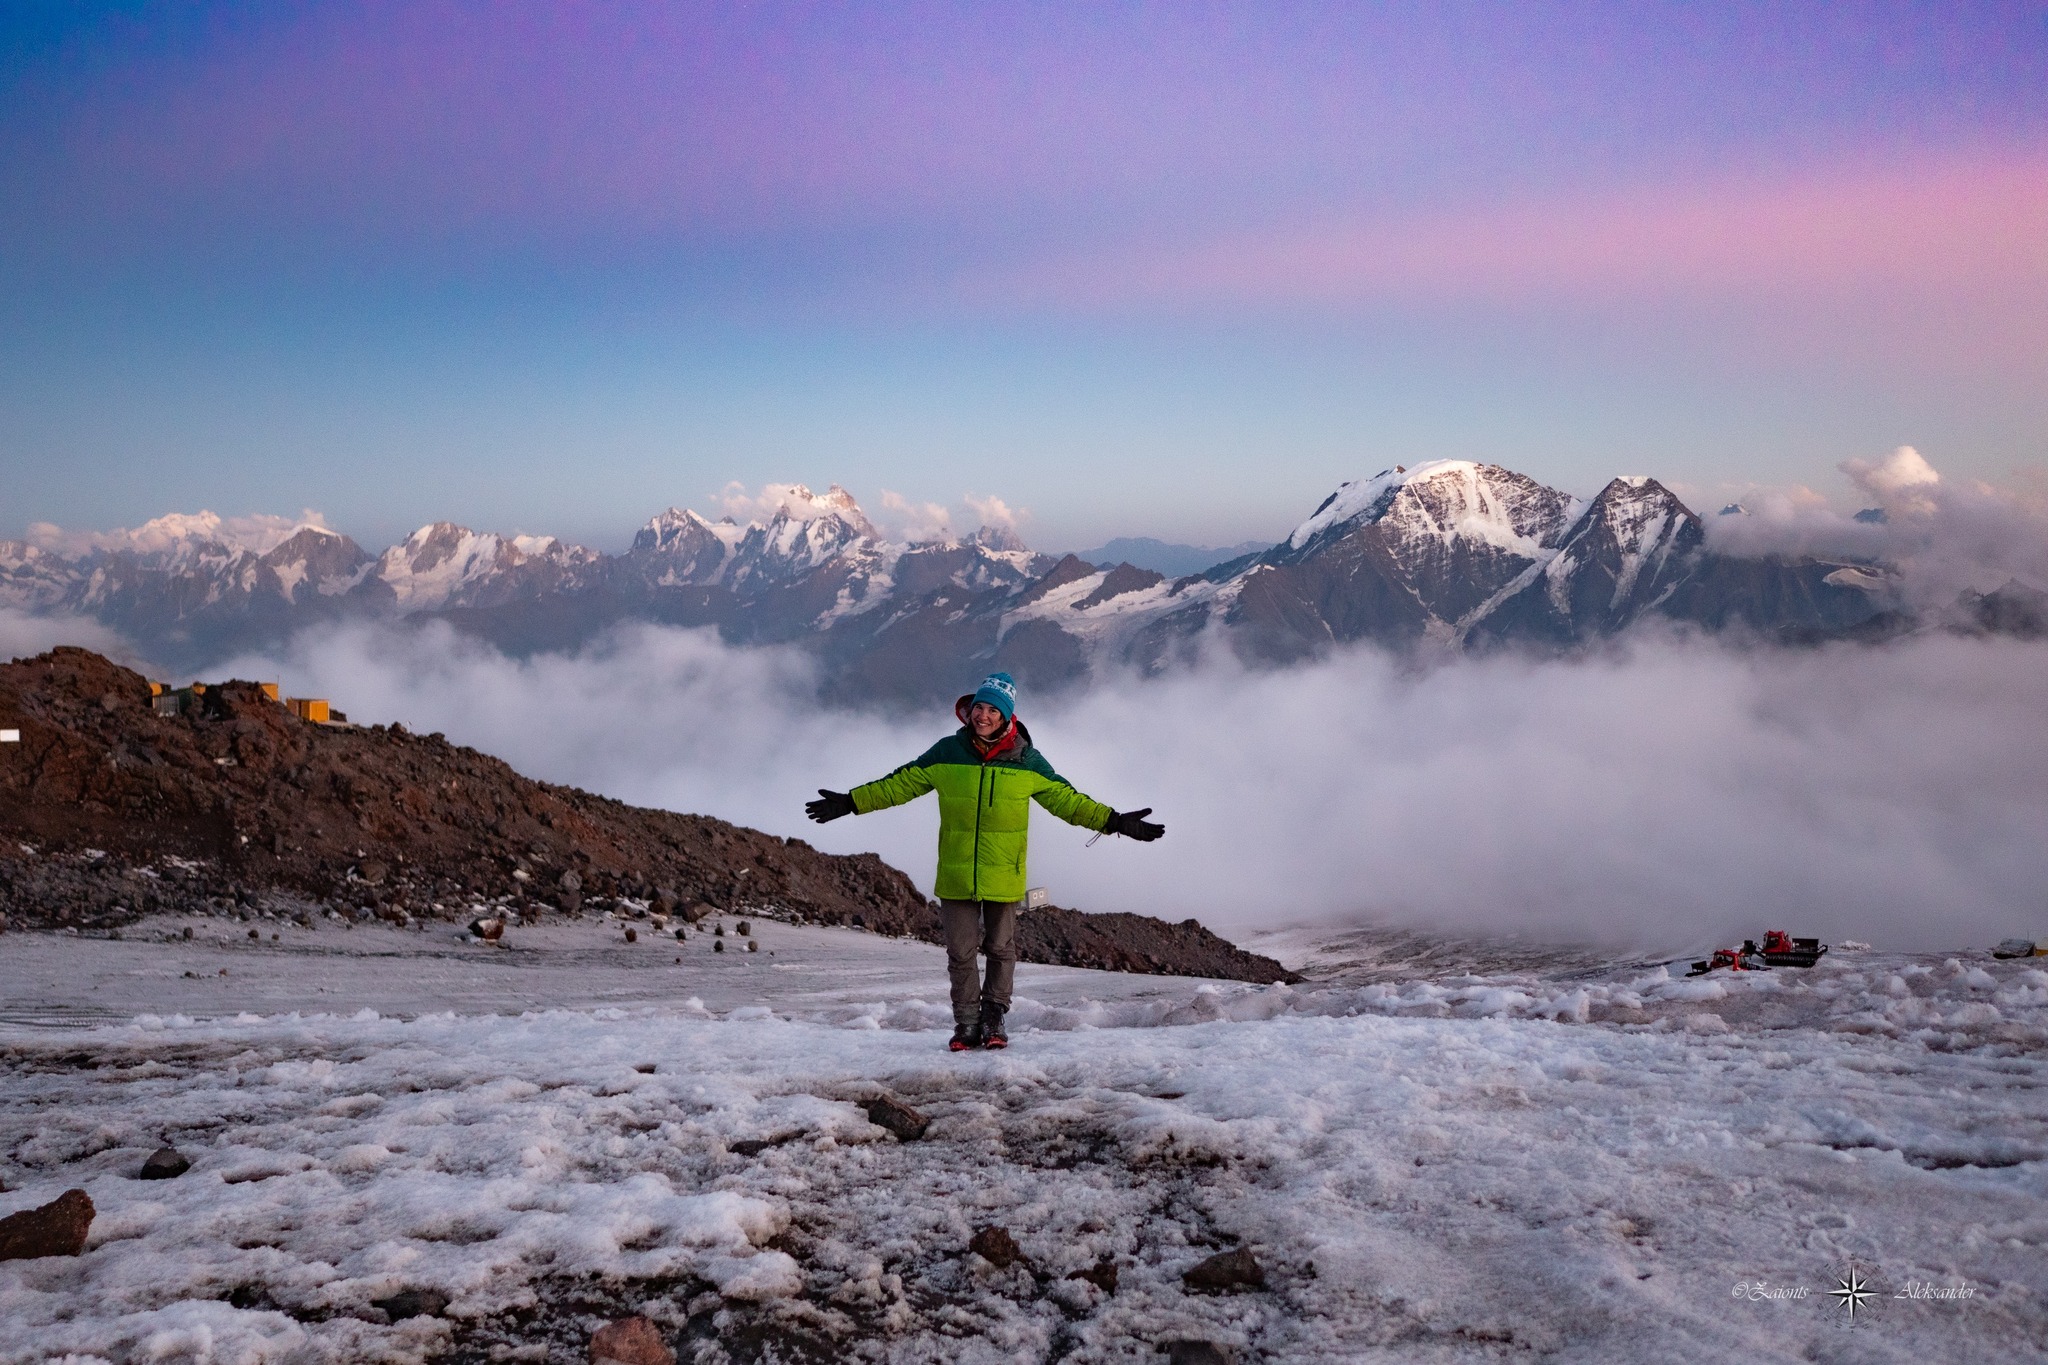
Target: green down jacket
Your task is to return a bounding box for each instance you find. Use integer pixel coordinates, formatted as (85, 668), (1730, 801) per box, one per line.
(850, 721), (1112, 903)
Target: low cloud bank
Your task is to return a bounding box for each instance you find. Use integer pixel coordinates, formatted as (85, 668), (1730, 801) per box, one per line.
(207, 622), (2048, 955)
(1704, 447), (2048, 610)
(0, 609), (135, 666)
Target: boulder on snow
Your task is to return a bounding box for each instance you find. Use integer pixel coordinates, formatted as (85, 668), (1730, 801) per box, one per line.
(139, 1146), (190, 1180)
(469, 916), (505, 942)
(968, 1224), (1023, 1268)
(1181, 1247), (1264, 1293)
(0, 1188), (94, 1261)
(589, 1314), (674, 1365)
(1068, 1255), (1119, 1293)
(861, 1095), (929, 1141)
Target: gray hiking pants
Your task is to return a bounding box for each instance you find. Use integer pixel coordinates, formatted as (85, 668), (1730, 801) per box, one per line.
(940, 897), (1021, 1026)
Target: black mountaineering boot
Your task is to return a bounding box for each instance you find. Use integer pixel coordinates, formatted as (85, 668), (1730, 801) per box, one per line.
(949, 1020), (982, 1052)
(979, 1003), (1008, 1050)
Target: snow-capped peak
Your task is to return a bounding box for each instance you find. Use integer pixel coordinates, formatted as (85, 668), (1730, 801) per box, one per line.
(373, 522), (597, 610)
(1285, 461), (1581, 557)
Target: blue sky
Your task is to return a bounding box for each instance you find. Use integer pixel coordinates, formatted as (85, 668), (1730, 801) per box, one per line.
(3, 2), (2044, 552)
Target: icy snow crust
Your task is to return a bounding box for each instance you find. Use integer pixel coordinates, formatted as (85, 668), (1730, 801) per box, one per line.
(3, 925), (2045, 1363)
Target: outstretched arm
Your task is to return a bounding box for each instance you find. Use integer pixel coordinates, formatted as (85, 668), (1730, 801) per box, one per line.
(1024, 756), (1163, 841)
(1030, 778), (1113, 832)
(850, 760), (937, 814)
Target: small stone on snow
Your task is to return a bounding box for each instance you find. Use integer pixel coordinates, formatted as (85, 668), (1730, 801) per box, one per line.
(588, 1313), (673, 1365)
(1181, 1247), (1264, 1293)
(139, 1147), (190, 1180)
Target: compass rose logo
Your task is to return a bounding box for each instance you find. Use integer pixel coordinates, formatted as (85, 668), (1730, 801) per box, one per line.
(1827, 1260), (1879, 1322)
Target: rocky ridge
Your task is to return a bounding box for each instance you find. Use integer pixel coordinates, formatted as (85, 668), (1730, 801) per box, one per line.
(0, 648), (1293, 984)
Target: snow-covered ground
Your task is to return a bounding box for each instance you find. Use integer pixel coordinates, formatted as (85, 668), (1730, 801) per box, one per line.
(3, 916), (2045, 1363)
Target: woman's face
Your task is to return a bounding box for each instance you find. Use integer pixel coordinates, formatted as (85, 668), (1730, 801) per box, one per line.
(968, 701), (1006, 738)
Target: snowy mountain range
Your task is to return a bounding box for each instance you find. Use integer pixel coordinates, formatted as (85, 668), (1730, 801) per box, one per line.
(0, 464), (1991, 701)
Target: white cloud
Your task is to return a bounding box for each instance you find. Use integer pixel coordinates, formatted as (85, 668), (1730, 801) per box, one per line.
(1702, 450), (2048, 606)
(0, 609), (138, 666)
(709, 482), (862, 525)
(1842, 444), (1941, 514)
(875, 490), (954, 543)
(963, 492), (1023, 532)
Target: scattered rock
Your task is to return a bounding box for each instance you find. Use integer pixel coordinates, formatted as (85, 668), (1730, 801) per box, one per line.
(634, 1063), (656, 1074)
(968, 1225), (1023, 1269)
(730, 1132), (800, 1157)
(735, 920), (750, 937)
(624, 926), (638, 943)
(861, 1094), (929, 1141)
(747, 939), (758, 953)
(469, 916), (505, 942)
(247, 928), (259, 940)
(714, 923), (725, 937)
(559, 869), (582, 893)
(673, 927), (686, 941)
(1068, 1256), (1119, 1293)
(713, 939), (725, 953)
(1160, 1342), (1236, 1365)
(139, 1147), (190, 1180)
(357, 860), (388, 886)
(373, 1287), (450, 1321)
(181, 926), (193, 939)
(1182, 1247), (1264, 1293)
(0, 1188), (94, 1261)
(589, 1314), (674, 1365)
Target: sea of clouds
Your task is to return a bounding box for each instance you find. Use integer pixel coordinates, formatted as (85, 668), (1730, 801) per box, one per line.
(186, 618), (2048, 956)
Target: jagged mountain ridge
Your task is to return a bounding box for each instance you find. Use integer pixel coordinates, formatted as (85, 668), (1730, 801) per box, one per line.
(3, 466), (1915, 700)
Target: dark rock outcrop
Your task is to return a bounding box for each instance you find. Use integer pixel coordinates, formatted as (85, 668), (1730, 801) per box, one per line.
(968, 1225), (1024, 1269)
(1181, 1247), (1265, 1293)
(0, 1189), (94, 1261)
(860, 1095), (929, 1141)
(0, 648), (935, 937)
(139, 1147), (190, 1180)
(1017, 907), (1300, 985)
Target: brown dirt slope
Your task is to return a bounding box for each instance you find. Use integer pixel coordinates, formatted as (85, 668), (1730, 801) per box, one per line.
(0, 647), (1295, 985)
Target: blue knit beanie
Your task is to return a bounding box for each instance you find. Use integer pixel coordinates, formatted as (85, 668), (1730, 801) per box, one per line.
(972, 671), (1018, 722)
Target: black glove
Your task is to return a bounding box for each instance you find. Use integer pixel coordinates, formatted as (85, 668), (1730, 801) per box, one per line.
(806, 789), (856, 823)
(1106, 807), (1164, 841)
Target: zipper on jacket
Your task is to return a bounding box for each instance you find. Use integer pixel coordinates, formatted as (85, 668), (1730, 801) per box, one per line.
(972, 764), (987, 900)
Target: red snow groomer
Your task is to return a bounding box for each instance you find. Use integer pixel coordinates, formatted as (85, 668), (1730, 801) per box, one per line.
(1757, 930), (1828, 967)
(1686, 931), (1829, 976)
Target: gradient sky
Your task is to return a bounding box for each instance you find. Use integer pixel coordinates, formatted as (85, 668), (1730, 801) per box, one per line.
(2, 1), (2044, 552)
